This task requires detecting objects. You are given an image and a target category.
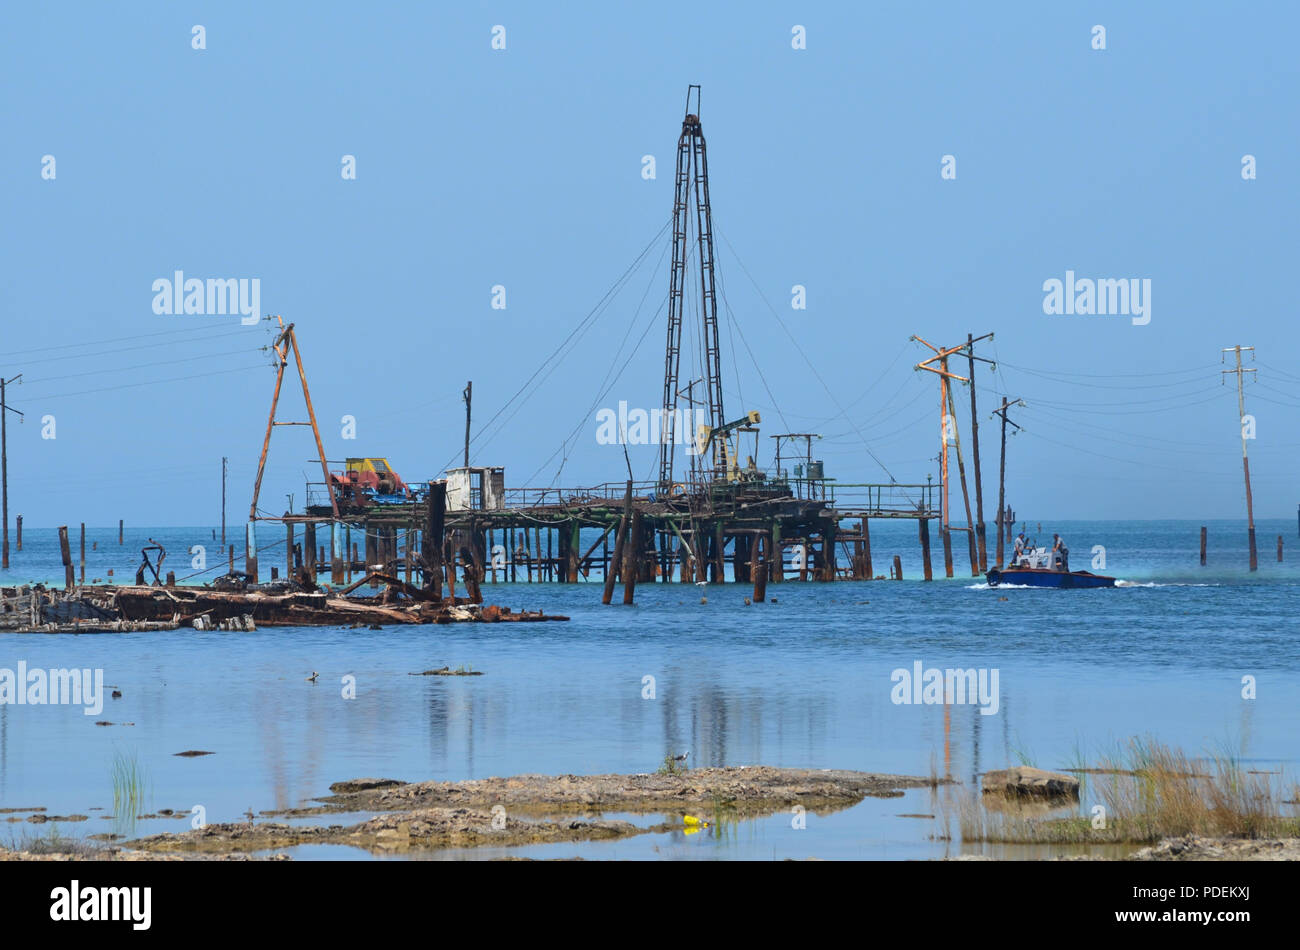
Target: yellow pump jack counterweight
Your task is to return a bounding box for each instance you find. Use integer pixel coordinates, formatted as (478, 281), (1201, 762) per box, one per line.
(696, 410), (761, 482)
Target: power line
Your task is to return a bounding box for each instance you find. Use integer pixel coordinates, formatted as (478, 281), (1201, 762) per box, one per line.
(13, 326), (255, 368)
(34, 363), (265, 401)
(2, 321), (264, 358)
(437, 217), (672, 474)
(716, 225), (900, 484)
(19, 346), (260, 387)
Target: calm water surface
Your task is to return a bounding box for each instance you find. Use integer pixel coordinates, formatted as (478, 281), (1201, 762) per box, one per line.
(2, 519), (1296, 859)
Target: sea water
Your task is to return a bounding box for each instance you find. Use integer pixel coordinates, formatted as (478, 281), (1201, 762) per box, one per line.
(1, 519), (1296, 859)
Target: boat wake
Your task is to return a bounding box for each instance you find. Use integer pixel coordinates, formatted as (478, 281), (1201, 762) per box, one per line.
(1114, 580), (1214, 588)
(970, 579), (1216, 590)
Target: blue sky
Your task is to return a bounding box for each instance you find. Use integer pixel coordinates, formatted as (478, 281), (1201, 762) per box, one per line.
(2, 1), (1297, 526)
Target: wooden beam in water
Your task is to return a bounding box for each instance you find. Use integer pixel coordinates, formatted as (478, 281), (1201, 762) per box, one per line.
(603, 480), (632, 605)
(59, 526), (73, 590)
(753, 531), (768, 603)
(622, 510), (642, 605)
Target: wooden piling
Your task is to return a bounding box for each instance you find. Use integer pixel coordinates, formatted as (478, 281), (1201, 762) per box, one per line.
(622, 510), (642, 605)
(228, 545), (234, 575)
(753, 532), (768, 603)
(58, 526), (73, 590)
(1278, 534), (1283, 562)
(331, 522), (344, 585)
(821, 522), (837, 581)
(919, 518), (933, 581)
(364, 529), (377, 589)
(119, 519), (124, 545)
(603, 480), (632, 605)
(459, 546), (482, 604)
(568, 520), (581, 583)
(304, 521), (317, 581)
(861, 518), (872, 580)
(15, 515), (20, 551)
(408, 528), (417, 584)
(79, 522), (85, 585)
(735, 534), (751, 583)
(286, 522), (295, 579)
(1199, 526), (1207, 566)
(941, 528), (953, 578)
(556, 524), (568, 584)
(444, 537), (457, 597)
(893, 554), (903, 581)
(272, 566), (279, 579)
(426, 486), (447, 597)
(771, 521), (783, 583)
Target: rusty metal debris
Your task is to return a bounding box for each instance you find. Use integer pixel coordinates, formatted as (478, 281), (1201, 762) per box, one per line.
(0, 576), (565, 634)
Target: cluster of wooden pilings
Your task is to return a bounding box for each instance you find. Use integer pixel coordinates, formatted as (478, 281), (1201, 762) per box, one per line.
(1199, 525), (1285, 565)
(281, 478), (977, 603)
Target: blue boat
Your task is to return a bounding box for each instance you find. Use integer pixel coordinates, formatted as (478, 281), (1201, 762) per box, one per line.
(985, 566), (1116, 589)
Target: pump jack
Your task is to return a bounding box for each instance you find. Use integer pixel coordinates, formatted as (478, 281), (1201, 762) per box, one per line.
(696, 410), (762, 482)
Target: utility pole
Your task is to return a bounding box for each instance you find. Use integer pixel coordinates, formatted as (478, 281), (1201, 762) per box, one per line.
(221, 456), (228, 547)
(462, 381), (472, 469)
(945, 378), (979, 577)
(915, 335), (991, 578)
(964, 332), (995, 572)
(1222, 346), (1257, 571)
(1, 375), (23, 571)
(991, 398), (1024, 568)
(914, 341), (965, 578)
